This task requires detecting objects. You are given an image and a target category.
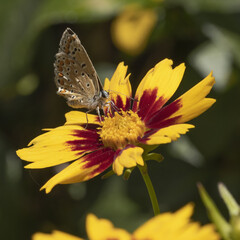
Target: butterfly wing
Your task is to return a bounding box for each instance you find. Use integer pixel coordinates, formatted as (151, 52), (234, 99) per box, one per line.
(54, 28), (102, 108)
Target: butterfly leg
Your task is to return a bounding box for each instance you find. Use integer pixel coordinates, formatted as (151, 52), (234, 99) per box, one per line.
(84, 109), (95, 128)
(108, 100), (119, 113)
(103, 102), (111, 115)
(84, 111), (90, 129)
(96, 106), (103, 122)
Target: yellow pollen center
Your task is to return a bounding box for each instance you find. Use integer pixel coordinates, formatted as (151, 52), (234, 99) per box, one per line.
(99, 110), (145, 150)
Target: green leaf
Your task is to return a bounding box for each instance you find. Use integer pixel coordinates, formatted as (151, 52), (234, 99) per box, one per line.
(218, 183), (240, 217)
(198, 183), (231, 240)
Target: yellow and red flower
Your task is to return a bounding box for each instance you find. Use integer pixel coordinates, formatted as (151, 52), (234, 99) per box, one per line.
(17, 59), (215, 193)
(32, 204), (220, 240)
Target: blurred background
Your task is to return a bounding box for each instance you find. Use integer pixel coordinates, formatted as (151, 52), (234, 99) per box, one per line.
(1, 0), (240, 239)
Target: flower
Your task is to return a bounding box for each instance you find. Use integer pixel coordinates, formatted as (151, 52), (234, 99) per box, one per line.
(17, 59), (215, 193)
(32, 231), (83, 240)
(111, 5), (158, 55)
(32, 204), (220, 240)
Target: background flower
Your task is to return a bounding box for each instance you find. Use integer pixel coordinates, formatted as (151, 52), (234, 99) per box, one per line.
(32, 204), (220, 240)
(111, 5), (158, 56)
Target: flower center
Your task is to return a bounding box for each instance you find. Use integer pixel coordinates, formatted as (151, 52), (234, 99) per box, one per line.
(99, 110), (145, 149)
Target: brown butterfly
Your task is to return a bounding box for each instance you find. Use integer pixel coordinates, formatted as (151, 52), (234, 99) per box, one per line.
(54, 28), (109, 118)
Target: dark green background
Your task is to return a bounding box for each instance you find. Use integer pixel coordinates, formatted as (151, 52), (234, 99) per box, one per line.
(1, 0), (240, 239)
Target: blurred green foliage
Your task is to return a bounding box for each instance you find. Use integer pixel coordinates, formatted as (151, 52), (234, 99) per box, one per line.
(1, 0), (240, 239)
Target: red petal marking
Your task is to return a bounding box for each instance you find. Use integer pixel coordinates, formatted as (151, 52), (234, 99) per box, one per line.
(115, 95), (124, 109)
(132, 96), (139, 112)
(124, 97), (131, 111)
(146, 99), (182, 129)
(113, 95), (131, 112)
(71, 129), (99, 139)
(66, 128), (102, 154)
(132, 89), (166, 123)
(82, 148), (115, 176)
(66, 139), (103, 153)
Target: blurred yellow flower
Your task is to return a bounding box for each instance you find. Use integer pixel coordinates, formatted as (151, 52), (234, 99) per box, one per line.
(32, 204), (220, 240)
(32, 230), (83, 240)
(111, 5), (158, 55)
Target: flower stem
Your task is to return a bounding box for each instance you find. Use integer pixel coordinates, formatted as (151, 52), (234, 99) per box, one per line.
(138, 163), (160, 215)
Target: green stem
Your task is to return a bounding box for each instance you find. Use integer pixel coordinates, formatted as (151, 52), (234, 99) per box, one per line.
(138, 163), (160, 215)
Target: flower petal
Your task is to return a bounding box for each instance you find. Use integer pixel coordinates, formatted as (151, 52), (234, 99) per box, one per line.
(65, 111), (99, 125)
(146, 72), (215, 128)
(141, 124), (195, 145)
(133, 203), (220, 240)
(86, 214), (131, 240)
(113, 146), (144, 176)
(41, 148), (115, 193)
(171, 72), (216, 123)
(133, 59), (185, 122)
(133, 204), (193, 238)
(104, 62), (132, 110)
(17, 125), (102, 169)
(32, 230), (83, 240)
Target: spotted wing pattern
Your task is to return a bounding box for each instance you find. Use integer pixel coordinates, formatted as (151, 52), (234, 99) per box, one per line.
(54, 28), (102, 109)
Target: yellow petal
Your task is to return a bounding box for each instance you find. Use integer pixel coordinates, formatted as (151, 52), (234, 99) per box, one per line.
(112, 159), (124, 176)
(86, 214), (131, 240)
(172, 72), (216, 123)
(40, 159), (99, 194)
(133, 203), (220, 240)
(32, 230), (83, 240)
(145, 124), (195, 145)
(113, 147), (144, 175)
(40, 148), (114, 193)
(16, 125), (88, 168)
(104, 62), (132, 109)
(65, 111), (99, 125)
(135, 59), (185, 108)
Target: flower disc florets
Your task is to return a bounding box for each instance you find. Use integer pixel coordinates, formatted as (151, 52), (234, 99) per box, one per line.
(99, 110), (145, 150)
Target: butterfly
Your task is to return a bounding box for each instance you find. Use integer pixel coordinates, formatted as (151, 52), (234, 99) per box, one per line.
(54, 28), (109, 119)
